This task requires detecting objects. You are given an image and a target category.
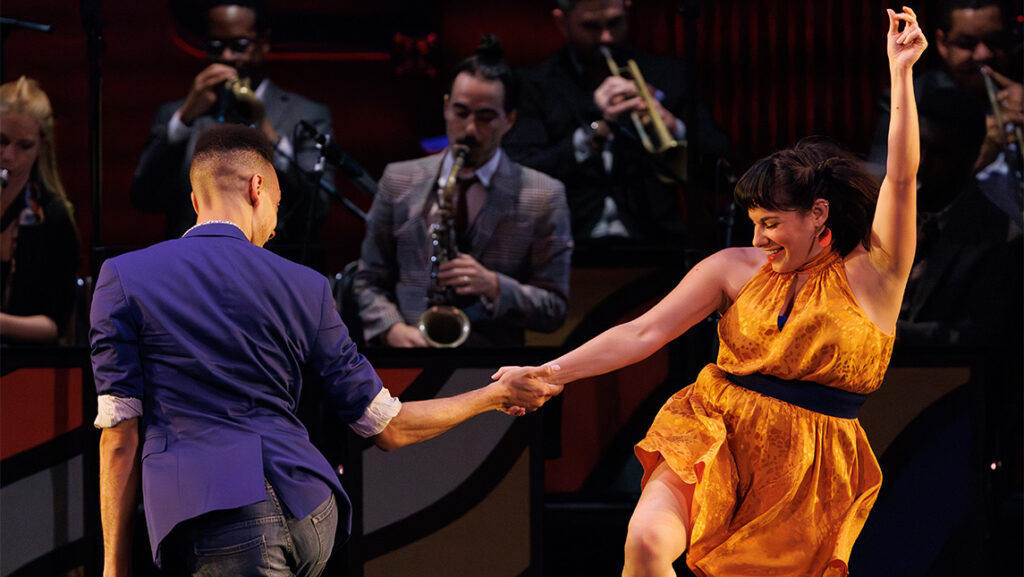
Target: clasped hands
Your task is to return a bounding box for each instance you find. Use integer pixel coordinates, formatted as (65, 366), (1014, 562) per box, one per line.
(490, 364), (564, 417)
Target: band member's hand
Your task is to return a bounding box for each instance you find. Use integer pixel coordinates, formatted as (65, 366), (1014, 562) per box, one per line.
(178, 63), (238, 126)
(977, 115), (1008, 171)
(491, 364), (564, 414)
(594, 76), (642, 123)
(645, 86), (681, 135)
(438, 254), (500, 301)
(384, 322), (429, 348)
(886, 7), (927, 72)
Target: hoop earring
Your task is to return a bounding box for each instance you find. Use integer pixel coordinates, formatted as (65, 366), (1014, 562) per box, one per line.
(818, 227), (832, 247)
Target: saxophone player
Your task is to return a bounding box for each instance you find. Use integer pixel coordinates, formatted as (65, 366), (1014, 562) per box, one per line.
(354, 35), (574, 348)
(129, 0), (336, 254)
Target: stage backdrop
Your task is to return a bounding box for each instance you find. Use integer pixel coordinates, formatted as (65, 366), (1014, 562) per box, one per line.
(1, 0), (921, 275)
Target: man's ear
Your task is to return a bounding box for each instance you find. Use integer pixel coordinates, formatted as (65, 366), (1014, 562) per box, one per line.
(934, 29), (948, 60)
(552, 9), (568, 39)
(260, 29), (271, 54)
(191, 191), (200, 215)
(249, 173), (263, 206)
(505, 108), (518, 130)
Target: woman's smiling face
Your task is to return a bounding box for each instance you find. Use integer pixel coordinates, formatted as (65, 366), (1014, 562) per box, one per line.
(748, 199), (829, 272)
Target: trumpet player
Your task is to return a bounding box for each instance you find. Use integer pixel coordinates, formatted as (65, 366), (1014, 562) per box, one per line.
(504, 0), (730, 245)
(130, 0), (336, 251)
(354, 35), (573, 348)
(869, 0), (1022, 192)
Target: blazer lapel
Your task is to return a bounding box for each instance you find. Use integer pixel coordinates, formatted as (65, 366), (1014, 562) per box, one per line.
(410, 154), (444, 223)
(466, 152), (518, 256)
(261, 81), (288, 131)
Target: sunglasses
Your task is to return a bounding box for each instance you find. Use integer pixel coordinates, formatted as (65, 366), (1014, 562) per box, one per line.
(204, 37), (257, 57)
(947, 33), (1009, 52)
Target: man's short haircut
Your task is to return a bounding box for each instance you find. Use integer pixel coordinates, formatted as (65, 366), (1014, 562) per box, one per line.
(555, 0), (581, 12)
(446, 34), (519, 113)
(936, 0), (1006, 32)
(193, 124), (274, 166)
(206, 0), (270, 34)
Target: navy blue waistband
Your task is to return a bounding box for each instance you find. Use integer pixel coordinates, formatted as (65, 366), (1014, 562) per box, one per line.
(724, 372), (868, 419)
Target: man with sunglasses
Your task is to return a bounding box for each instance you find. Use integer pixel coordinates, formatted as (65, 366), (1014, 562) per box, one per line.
(865, 0), (1023, 350)
(503, 0), (729, 247)
(870, 0), (1021, 178)
(130, 0), (335, 262)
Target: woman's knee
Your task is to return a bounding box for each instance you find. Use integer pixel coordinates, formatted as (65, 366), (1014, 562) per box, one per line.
(624, 516), (685, 568)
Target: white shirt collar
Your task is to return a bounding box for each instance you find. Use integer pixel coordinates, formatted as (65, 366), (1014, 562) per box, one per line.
(182, 220), (246, 237)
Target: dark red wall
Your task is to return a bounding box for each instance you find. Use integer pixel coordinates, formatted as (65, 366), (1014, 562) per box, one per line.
(2, 0), (907, 275)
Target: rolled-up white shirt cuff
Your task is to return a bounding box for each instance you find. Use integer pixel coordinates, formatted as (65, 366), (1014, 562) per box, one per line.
(94, 395), (143, 429)
(349, 387), (402, 438)
(167, 110), (191, 144)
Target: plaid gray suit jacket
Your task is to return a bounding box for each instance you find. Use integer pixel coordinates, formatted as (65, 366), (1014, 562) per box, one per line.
(354, 149), (573, 346)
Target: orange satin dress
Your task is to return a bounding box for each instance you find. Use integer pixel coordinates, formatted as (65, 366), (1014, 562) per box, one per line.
(636, 248), (894, 577)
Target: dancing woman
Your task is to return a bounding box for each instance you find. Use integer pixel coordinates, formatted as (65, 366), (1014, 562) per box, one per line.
(494, 7), (927, 576)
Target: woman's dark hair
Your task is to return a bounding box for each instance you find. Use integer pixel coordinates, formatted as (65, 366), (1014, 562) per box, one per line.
(446, 34), (519, 113)
(733, 136), (879, 256)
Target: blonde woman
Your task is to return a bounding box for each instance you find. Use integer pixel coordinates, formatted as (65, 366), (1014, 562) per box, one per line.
(0, 76), (80, 342)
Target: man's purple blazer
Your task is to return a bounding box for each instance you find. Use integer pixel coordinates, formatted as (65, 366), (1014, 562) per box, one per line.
(90, 223), (383, 564)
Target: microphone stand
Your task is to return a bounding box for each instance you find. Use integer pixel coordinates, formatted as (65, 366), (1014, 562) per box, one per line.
(298, 120), (377, 197)
(299, 136), (330, 266)
(273, 141), (369, 222)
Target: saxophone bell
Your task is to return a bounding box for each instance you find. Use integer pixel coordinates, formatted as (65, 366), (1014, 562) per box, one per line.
(418, 305), (471, 348)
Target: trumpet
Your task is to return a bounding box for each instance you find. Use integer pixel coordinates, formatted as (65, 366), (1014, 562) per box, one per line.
(600, 47), (688, 183)
(418, 145), (472, 348)
(980, 67), (1024, 167)
(217, 76), (265, 127)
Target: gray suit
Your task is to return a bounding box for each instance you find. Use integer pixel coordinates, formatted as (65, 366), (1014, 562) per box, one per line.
(355, 150), (573, 347)
(130, 81), (334, 246)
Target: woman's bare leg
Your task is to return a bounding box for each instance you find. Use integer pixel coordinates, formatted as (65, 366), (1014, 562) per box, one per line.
(622, 461), (693, 577)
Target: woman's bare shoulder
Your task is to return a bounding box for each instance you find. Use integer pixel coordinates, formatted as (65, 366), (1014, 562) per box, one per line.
(700, 247), (766, 301)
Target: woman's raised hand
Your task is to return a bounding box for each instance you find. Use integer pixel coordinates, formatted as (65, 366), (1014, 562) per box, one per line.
(887, 6), (928, 71)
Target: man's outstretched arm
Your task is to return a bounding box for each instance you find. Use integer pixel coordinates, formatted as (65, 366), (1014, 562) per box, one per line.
(373, 377), (561, 451)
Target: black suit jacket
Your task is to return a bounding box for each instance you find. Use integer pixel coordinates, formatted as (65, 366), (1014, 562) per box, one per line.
(899, 181), (1023, 346)
(129, 81), (335, 247)
(504, 45), (729, 242)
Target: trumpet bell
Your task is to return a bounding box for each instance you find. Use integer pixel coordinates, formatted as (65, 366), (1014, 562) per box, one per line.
(656, 141), (689, 184)
(418, 305), (471, 348)
(223, 77), (265, 127)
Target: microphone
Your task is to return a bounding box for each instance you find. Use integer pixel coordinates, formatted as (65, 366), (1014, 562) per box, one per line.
(0, 168), (9, 188)
(299, 120), (377, 196)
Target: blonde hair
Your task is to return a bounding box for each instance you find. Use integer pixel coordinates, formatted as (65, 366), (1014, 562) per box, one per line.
(0, 76), (72, 215)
